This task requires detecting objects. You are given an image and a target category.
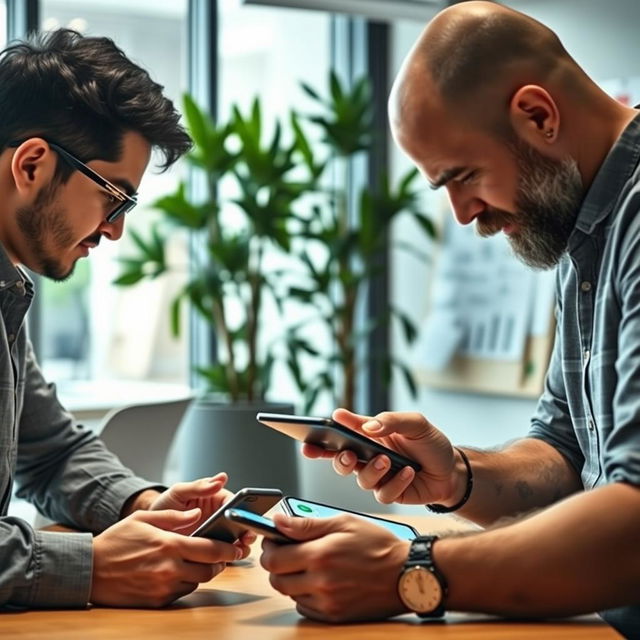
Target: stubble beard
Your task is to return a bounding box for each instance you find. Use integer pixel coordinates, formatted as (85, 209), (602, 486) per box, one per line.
(16, 184), (78, 282)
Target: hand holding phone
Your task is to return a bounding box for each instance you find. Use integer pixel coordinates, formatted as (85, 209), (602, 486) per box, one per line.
(224, 508), (294, 544)
(256, 412), (421, 478)
(190, 487), (283, 542)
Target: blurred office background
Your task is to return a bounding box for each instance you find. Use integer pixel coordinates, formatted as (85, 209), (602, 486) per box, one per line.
(3, 0), (639, 520)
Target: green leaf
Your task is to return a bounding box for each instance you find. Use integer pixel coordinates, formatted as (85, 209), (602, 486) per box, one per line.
(412, 212), (438, 240)
(183, 93), (211, 149)
(399, 167), (419, 194)
(153, 183), (211, 230)
(389, 305), (418, 343)
(329, 70), (343, 105)
(170, 294), (182, 338)
(391, 358), (418, 398)
(300, 81), (322, 102)
(290, 111), (315, 173)
(113, 271), (145, 286)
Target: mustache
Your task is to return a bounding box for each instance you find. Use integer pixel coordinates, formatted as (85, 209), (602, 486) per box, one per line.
(82, 233), (102, 246)
(476, 208), (517, 237)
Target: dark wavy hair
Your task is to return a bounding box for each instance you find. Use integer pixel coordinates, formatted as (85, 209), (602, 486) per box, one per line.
(0, 28), (192, 180)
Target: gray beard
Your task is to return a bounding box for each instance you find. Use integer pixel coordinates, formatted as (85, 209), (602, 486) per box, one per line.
(477, 140), (584, 270)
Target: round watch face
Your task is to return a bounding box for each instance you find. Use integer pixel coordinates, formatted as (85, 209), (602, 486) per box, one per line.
(399, 566), (443, 613)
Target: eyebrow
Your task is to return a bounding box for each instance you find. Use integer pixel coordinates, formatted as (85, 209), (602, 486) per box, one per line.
(429, 166), (467, 190)
(110, 178), (137, 197)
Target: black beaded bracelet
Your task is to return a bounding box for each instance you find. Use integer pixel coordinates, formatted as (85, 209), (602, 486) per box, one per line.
(426, 447), (473, 514)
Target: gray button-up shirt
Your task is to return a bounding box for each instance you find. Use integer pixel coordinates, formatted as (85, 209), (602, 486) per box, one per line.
(0, 246), (156, 608)
(529, 112), (640, 636)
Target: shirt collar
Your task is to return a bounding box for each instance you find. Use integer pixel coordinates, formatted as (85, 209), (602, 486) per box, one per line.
(571, 110), (640, 238)
(0, 242), (33, 295)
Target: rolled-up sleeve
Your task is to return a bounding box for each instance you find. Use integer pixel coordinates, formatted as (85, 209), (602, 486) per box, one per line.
(528, 298), (585, 478)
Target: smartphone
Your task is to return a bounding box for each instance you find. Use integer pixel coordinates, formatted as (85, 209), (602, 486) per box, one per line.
(224, 508), (294, 544)
(281, 496), (418, 541)
(190, 487), (283, 542)
(256, 412), (421, 477)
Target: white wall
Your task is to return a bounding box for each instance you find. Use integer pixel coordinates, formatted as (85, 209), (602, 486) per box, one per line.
(388, 0), (640, 515)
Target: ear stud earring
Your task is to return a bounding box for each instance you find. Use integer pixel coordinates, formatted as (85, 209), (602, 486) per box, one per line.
(544, 129), (554, 139)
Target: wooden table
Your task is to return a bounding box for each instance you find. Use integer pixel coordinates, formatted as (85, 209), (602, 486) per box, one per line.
(0, 515), (621, 639)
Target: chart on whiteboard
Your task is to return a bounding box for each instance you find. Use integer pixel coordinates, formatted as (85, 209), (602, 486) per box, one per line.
(416, 219), (555, 372)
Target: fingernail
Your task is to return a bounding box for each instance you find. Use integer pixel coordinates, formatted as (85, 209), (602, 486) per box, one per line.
(235, 548), (243, 560)
(339, 452), (351, 466)
(374, 457), (388, 470)
(363, 419), (383, 434)
(400, 466), (414, 479)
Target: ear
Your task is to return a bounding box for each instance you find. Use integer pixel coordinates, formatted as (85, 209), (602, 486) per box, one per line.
(508, 85), (560, 148)
(10, 138), (57, 199)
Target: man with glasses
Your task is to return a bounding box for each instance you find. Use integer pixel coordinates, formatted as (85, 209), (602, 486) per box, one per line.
(0, 29), (254, 610)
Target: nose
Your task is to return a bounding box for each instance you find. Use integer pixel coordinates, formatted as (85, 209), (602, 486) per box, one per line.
(446, 187), (486, 226)
(98, 214), (126, 241)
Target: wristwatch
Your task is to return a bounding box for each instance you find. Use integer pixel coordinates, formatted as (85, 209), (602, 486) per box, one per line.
(397, 535), (447, 618)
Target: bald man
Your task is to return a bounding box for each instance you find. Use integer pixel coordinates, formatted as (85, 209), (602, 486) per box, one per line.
(259, 3), (640, 636)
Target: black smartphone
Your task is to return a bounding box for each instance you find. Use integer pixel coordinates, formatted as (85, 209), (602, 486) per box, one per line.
(281, 496), (418, 541)
(190, 487), (283, 542)
(224, 508), (294, 544)
(256, 412), (421, 477)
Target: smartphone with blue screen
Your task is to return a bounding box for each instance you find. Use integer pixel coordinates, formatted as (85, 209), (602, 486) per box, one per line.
(281, 496), (418, 541)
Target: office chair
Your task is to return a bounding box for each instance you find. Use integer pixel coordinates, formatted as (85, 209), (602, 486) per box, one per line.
(31, 396), (192, 529)
(97, 396), (193, 483)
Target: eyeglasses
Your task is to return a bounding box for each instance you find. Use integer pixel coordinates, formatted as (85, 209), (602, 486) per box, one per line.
(9, 139), (138, 223)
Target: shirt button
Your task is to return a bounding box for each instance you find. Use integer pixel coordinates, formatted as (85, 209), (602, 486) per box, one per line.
(580, 281), (592, 292)
(587, 418), (595, 431)
(584, 349), (590, 361)
(7, 334), (15, 343)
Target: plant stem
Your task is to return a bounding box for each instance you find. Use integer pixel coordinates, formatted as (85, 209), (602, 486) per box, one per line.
(246, 238), (264, 402)
(206, 176), (240, 401)
(337, 156), (357, 411)
(212, 298), (240, 401)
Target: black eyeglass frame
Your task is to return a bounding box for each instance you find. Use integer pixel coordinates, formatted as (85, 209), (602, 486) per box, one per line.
(8, 139), (138, 223)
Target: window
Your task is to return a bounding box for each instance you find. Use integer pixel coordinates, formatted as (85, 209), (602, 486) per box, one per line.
(218, 0), (331, 407)
(0, 3), (5, 49)
(38, 0), (191, 406)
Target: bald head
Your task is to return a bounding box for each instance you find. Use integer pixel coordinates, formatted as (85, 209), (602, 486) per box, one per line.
(390, 1), (589, 141)
(426, 2), (572, 105)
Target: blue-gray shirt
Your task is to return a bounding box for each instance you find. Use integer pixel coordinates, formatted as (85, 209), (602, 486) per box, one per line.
(529, 112), (640, 636)
(0, 246), (155, 608)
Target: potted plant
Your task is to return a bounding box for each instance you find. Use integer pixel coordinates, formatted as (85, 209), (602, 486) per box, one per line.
(115, 74), (435, 490)
(114, 94), (315, 492)
(285, 72), (437, 413)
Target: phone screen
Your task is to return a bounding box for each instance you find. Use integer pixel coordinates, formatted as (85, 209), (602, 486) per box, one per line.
(283, 497), (417, 541)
